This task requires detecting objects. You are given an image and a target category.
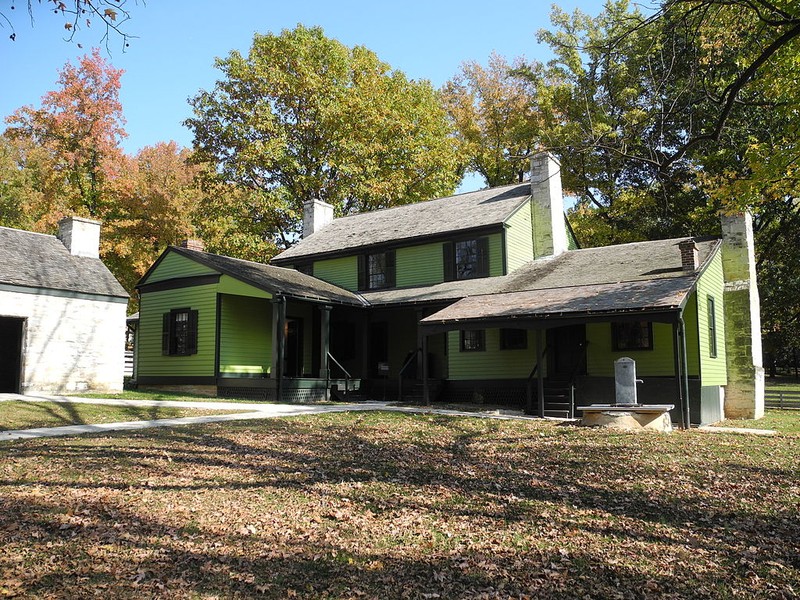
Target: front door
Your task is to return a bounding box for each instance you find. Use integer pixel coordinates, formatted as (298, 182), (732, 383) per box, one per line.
(369, 322), (389, 377)
(0, 317), (24, 393)
(547, 324), (587, 378)
(284, 318), (304, 377)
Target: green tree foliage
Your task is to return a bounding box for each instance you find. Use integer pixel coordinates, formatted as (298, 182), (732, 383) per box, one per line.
(185, 25), (460, 250)
(441, 53), (547, 187)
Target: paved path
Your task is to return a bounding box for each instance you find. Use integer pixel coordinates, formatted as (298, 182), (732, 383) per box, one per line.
(0, 394), (544, 442)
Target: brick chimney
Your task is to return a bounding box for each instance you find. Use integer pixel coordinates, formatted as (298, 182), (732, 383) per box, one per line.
(720, 211), (764, 420)
(529, 152), (568, 258)
(302, 198), (334, 238)
(180, 239), (205, 252)
(678, 239), (699, 271)
(57, 216), (101, 259)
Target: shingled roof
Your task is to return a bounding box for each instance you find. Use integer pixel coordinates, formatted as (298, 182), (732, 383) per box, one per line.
(420, 237), (721, 327)
(0, 226), (128, 299)
(272, 182), (532, 264)
(164, 247), (366, 306)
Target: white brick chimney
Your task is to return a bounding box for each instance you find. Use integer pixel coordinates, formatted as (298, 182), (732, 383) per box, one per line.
(530, 152), (568, 258)
(720, 211), (764, 419)
(302, 199), (334, 238)
(57, 216), (101, 259)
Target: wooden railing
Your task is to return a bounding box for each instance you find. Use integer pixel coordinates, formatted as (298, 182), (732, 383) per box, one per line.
(765, 389), (800, 409)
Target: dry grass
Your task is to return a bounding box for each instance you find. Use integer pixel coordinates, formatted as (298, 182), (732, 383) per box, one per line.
(1, 411), (798, 599)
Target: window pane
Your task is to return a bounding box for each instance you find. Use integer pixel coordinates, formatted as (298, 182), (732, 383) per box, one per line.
(368, 253), (387, 289)
(455, 240), (479, 279)
(708, 296), (717, 358)
(501, 328), (527, 350)
(612, 322), (652, 351)
(460, 329), (485, 352)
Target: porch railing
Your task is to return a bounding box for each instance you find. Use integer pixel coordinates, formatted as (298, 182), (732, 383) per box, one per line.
(398, 347), (422, 403)
(567, 340), (589, 419)
(326, 352), (352, 398)
(526, 344), (549, 416)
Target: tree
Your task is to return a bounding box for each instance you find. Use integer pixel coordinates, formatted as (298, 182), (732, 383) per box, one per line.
(3, 0), (135, 48)
(441, 53), (547, 187)
(5, 48), (126, 219)
(186, 25), (460, 250)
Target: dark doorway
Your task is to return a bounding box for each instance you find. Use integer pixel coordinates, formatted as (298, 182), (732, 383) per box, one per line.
(369, 322), (389, 377)
(547, 324), (587, 377)
(0, 317), (24, 393)
(284, 318), (304, 377)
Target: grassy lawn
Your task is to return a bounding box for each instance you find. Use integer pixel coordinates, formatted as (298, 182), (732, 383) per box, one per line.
(72, 389), (233, 402)
(0, 412), (797, 598)
(713, 409), (800, 434)
(0, 401), (246, 431)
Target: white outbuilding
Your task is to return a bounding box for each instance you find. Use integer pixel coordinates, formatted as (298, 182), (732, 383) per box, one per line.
(0, 217), (129, 394)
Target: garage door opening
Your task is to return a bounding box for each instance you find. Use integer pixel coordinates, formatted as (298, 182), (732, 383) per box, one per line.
(0, 317), (24, 393)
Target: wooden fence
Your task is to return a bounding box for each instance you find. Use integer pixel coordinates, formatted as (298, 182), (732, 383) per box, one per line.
(764, 389), (800, 409)
(124, 350), (134, 378)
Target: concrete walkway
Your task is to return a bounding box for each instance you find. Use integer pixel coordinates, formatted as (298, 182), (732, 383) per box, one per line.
(0, 393), (546, 442)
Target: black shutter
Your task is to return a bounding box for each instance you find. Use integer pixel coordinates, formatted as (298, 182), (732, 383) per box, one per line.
(443, 242), (455, 281)
(186, 309), (199, 355)
(357, 254), (367, 290)
(385, 250), (396, 288)
(477, 237), (489, 277)
(162, 313), (171, 355)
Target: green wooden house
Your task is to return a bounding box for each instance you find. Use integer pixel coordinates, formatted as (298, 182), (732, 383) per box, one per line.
(135, 154), (764, 425)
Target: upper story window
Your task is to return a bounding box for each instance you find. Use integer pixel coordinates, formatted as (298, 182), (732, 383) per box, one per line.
(358, 250), (395, 291)
(162, 308), (198, 356)
(611, 321), (653, 351)
(444, 237), (489, 281)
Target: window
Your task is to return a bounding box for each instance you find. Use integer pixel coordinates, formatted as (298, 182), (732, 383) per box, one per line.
(162, 308), (198, 356)
(611, 321), (653, 351)
(708, 295), (717, 358)
(500, 328), (527, 350)
(443, 238), (489, 281)
(358, 251), (395, 290)
(460, 329), (485, 352)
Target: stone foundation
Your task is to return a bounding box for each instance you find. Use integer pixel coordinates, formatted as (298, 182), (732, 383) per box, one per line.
(578, 406), (674, 433)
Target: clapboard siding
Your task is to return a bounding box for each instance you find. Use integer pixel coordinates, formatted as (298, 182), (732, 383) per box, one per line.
(144, 252), (216, 283)
(313, 256), (359, 291)
(504, 204), (534, 273)
(696, 251), (727, 386)
(447, 329), (537, 380)
(219, 295), (271, 374)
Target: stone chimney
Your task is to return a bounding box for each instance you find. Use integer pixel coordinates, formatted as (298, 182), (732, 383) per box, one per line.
(180, 239), (205, 252)
(302, 199), (334, 238)
(720, 211), (764, 419)
(57, 216), (101, 259)
(530, 152), (568, 258)
(678, 239), (699, 271)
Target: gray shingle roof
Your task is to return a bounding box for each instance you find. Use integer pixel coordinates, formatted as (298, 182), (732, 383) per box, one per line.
(168, 247), (366, 306)
(272, 182), (532, 264)
(420, 237), (720, 326)
(0, 226), (128, 298)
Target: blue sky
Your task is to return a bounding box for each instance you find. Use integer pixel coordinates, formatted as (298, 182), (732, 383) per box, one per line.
(1, 0), (606, 191)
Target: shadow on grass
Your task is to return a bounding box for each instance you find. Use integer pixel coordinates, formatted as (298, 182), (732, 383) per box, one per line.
(1, 413), (798, 598)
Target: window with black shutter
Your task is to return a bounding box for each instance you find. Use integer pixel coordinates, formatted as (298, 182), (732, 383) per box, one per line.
(358, 250), (395, 290)
(444, 237), (489, 281)
(162, 308), (199, 356)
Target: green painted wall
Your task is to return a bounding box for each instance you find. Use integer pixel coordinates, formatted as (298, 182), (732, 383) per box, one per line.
(144, 252), (216, 283)
(488, 233), (504, 277)
(314, 256), (358, 291)
(504, 203), (534, 273)
(446, 329), (538, 380)
(219, 295), (271, 374)
(218, 275), (272, 298)
(138, 285), (217, 377)
(695, 251), (727, 386)
(396, 242), (445, 287)
(585, 321), (687, 377)
(683, 292), (701, 376)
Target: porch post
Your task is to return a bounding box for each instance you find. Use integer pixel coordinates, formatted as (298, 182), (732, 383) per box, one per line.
(319, 304), (331, 400)
(679, 315), (691, 429)
(422, 333), (430, 406)
(271, 296), (286, 402)
(672, 320), (686, 429)
(536, 329), (545, 418)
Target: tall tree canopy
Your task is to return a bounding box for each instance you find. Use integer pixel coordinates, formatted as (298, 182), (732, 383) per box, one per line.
(441, 53), (547, 187)
(185, 25), (460, 250)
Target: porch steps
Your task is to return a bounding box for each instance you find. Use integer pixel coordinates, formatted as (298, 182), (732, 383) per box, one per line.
(542, 378), (575, 419)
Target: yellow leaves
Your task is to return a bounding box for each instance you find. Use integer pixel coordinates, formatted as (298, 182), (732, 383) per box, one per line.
(103, 8), (117, 21)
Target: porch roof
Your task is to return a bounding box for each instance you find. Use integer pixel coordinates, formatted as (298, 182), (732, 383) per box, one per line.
(170, 247), (366, 306)
(419, 237), (721, 329)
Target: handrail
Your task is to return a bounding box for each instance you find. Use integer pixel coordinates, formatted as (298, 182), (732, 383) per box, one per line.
(398, 348), (422, 402)
(327, 351), (351, 396)
(567, 340), (589, 418)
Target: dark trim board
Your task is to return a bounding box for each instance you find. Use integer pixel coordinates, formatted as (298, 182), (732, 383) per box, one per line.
(137, 274), (221, 293)
(0, 282), (129, 303)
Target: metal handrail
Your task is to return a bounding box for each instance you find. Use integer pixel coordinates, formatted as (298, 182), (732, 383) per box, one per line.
(327, 351), (351, 396)
(398, 348), (422, 402)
